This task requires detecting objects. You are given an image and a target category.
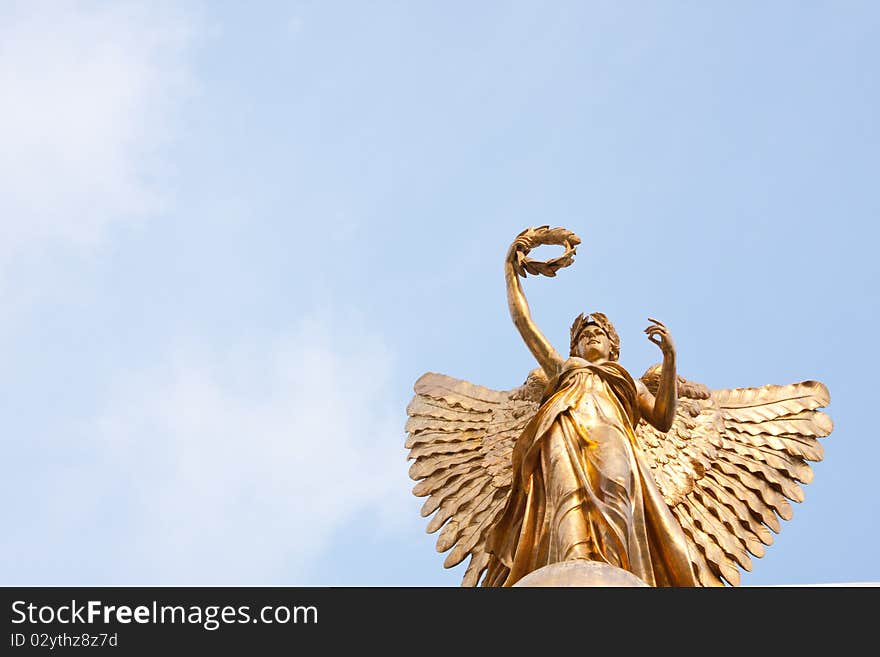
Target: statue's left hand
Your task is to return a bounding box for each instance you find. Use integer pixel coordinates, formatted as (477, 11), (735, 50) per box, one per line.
(645, 318), (675, 359)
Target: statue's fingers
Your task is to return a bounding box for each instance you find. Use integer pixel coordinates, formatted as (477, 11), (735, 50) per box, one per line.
(647, 317), (666, 327)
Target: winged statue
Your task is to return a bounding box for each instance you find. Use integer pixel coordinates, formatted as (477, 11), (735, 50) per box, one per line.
(405, 226), (833, 587)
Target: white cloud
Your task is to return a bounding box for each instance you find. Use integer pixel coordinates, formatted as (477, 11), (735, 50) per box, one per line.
(0, 1), (195, 268)
(81, 316), (406, 584)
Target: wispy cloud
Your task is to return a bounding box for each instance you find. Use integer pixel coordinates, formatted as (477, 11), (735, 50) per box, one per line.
(0, 1), (196, 273)
(34, 315), (406, 584)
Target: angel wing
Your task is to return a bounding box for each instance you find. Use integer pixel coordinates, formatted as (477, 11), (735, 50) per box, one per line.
(404, 369), (547, 586)
(636, 365), (833, 586)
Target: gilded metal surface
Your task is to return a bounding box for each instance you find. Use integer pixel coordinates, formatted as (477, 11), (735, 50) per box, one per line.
(405, 226), (833, 587)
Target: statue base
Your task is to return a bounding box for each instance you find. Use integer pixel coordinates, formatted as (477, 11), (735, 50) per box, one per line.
(512, 561), (649, 587)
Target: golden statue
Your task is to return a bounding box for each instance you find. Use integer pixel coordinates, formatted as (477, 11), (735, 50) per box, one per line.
(405, 226), (833, 587)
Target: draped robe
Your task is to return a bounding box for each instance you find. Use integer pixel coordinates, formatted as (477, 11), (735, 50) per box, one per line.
(484, 357), (698, 586)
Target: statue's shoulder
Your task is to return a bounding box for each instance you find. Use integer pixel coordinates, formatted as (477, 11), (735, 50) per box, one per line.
(551, 357), (594, 388)
(561, 356), (590, 371)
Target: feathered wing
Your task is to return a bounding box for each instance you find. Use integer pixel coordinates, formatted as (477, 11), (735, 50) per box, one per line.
(405, 369), (547, 586)
(636, 365), (833, 586)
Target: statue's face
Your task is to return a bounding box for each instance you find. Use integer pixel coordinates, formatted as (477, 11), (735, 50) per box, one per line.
(577, 324), (611, 362)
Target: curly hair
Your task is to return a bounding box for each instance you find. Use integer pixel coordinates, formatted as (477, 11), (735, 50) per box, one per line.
(569, 311), (620, 361)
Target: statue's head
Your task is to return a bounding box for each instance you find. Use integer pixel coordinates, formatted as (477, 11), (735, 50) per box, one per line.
(570, 312), (620, 362)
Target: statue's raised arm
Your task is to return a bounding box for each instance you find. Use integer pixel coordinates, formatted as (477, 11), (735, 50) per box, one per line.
(505, 226), (581, 379)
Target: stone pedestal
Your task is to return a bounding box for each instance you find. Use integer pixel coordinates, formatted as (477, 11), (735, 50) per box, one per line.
(512, 561), (649, 587)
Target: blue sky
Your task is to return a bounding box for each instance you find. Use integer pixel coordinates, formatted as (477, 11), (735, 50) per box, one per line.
(2, 0), (877, 586)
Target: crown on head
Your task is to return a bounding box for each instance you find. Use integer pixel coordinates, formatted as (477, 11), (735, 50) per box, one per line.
(569, 311), (620, 360)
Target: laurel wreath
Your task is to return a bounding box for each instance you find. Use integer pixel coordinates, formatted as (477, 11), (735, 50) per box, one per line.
(511, 225), (582, 278)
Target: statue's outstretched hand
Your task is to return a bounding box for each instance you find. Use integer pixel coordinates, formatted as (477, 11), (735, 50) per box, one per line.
(645, 317), (676, 359)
